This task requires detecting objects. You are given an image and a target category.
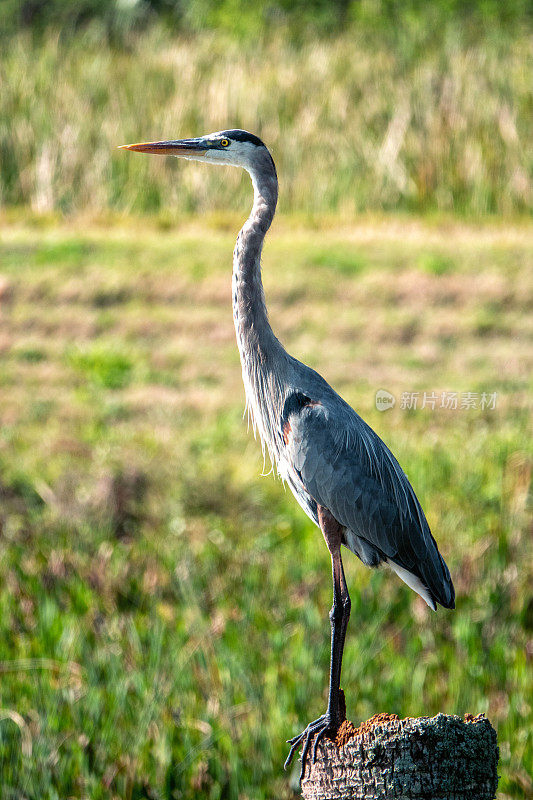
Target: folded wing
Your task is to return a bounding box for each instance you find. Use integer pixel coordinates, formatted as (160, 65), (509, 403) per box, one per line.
(282, 392), (455, 610)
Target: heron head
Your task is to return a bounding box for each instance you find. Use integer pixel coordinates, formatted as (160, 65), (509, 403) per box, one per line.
(119, 129), (273, 173)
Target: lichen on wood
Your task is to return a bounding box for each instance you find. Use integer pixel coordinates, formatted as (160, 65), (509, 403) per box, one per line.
(300, 712), (498, 800)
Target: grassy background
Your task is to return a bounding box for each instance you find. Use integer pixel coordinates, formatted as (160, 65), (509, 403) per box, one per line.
(1, 25), (532, 216)
(0, 215), (531, 798)
(1, 4), (532, 798)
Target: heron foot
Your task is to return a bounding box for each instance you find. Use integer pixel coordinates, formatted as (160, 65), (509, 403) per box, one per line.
(284, 713), (337, 781)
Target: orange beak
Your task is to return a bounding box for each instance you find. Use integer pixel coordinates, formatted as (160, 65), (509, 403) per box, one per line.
(118, 138), (208, 156)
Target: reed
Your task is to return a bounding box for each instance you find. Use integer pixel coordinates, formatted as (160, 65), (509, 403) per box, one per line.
(1, 26), (531, 217)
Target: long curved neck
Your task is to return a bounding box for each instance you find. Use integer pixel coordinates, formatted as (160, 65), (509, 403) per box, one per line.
(232, 153), (288, 459)
(232, 157), (281, 364)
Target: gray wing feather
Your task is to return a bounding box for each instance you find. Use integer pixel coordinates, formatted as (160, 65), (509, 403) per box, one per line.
(285, 399), (454, 609)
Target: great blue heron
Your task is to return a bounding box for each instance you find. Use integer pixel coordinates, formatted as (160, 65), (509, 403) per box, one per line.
(120, 130), (455, 779)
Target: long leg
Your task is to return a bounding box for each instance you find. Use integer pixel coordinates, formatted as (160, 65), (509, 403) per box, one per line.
(326, 542), (351, 724)
(284, 506), (351, 779)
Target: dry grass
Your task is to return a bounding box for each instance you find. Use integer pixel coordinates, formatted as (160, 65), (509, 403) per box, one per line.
(1, 28), (532, 216)
(1, 215), (531, 417)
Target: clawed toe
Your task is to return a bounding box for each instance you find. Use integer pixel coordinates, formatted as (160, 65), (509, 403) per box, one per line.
(283, 738), (302, 771)
(284, 715), (336, 780)
(312, 725), (329, 762)
(286, 733), (302, 746)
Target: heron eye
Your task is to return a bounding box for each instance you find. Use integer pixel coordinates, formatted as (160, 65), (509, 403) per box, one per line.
(220, 139), (229, 147)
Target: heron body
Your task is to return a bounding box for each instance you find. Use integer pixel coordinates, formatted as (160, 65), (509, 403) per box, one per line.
(121, 130), (455, 778)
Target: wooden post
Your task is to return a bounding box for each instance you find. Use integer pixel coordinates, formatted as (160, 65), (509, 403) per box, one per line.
(300, 709), (498, 800)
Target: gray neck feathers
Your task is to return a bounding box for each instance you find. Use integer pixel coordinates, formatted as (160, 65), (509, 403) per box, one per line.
(232, 150), (288, 463)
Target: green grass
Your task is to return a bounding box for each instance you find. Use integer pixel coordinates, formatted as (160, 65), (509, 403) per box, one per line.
(67, 346), (135, 389)
(0, 214), (531, 799)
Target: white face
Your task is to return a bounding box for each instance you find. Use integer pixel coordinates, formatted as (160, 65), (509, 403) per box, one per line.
(192, 132), (262, 170)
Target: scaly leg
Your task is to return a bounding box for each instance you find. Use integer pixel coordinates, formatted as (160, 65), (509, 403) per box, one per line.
(284, 506), (351, 780)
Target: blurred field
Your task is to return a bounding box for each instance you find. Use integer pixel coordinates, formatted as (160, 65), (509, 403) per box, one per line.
(1, 5), (532, 797)
(1, 25), (532, 217)
(0, 213), (531, 798)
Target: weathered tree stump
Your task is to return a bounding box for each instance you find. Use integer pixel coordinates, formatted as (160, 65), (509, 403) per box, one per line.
(301, 711), (498, 800)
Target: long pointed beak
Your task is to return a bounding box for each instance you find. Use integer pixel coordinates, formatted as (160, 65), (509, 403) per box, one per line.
(118, 138), (207, 156)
